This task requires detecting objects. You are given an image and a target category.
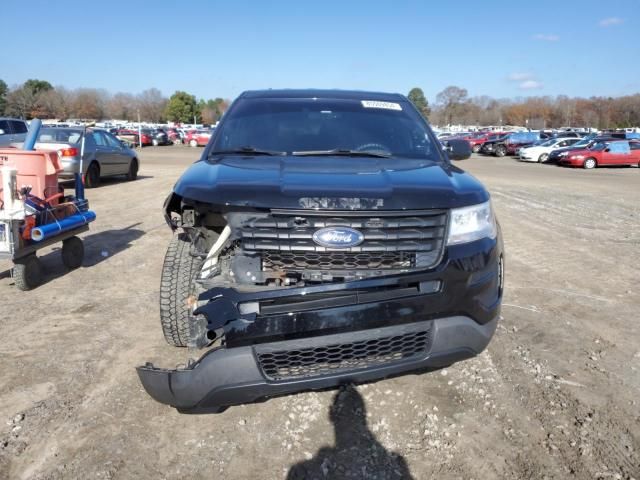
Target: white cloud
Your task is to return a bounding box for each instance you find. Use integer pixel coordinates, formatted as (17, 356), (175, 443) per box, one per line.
(508, 72), (533, 81)
(533, 33), (559, 41)
(519, 80), (543, 90)
(599, 17), (623, 27)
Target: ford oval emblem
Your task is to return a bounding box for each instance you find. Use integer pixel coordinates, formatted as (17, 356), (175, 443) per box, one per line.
(312, 227), (364, 248)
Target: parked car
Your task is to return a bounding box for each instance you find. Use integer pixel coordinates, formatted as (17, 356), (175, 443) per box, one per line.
(150, 128), (172, 146)
(116, 128), (153, 147)
(518, 137), (581, 163)
(136, 89), (503, 413)
(558, 140), (640, 169)
(547, 135), (616, 163)
(491, 131), (550, 157)
(26, 128), (139, 187)
(479, 133), (509, 154)
(0, 117), (29, 147)
(165, 128), (183, 144)
(466, 132), (504, 153)
(184, 129), (212, 147)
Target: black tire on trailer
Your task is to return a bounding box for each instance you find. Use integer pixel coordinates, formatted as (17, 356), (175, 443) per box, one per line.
(85, 162), (101, 188)
(13, 254), (43, 291)
(61, 236), (84, 269)
(159, 233), (203, 347)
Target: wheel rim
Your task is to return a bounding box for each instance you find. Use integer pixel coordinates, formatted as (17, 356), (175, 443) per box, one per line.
(190, 140), (197, 147)
(585, 159), (595, 169)
(539, 154), (547, 163)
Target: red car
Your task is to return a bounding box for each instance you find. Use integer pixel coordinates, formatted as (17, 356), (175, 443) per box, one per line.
(559, 140), (640, 169)
(116, 128), (153, 146)
(461, 132), (506, 153)
(165, 128), (182, 144)
(184, 129), (212, 147)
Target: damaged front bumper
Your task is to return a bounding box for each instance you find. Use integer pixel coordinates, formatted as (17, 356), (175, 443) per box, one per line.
(137, 237), (503, 413)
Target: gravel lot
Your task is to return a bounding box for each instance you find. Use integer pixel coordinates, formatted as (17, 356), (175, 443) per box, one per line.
(1, 147), (638, 480)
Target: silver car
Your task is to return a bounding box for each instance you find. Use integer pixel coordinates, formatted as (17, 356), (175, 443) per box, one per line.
(30, 128), (140, 188)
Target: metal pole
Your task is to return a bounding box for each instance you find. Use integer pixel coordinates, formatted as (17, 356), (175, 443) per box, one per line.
(138, 110), (142, 149)
(76, 126), (86, 200)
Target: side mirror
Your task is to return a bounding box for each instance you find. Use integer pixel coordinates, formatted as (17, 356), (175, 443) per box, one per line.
(445, 138), (472, 160)
(604, 148), (610, 152)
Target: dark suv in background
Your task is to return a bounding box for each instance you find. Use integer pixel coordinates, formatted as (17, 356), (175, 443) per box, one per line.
(137, 90), (504, 413)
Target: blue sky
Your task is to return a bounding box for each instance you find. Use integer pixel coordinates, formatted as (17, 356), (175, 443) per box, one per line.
(2, 0), (638, 102)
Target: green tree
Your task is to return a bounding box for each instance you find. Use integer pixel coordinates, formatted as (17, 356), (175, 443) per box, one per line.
(164, 91), (198, 123)
(23, 79), (53, 96)
(0, 79), (7, 115)
(407, 87), (430, 118)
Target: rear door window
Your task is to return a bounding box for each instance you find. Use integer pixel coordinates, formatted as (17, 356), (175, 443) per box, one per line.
(10, 121), (28, 134)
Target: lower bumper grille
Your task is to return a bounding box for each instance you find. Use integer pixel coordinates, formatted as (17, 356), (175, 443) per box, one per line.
(262, 250), (415, 271)
(256, 329), (432, 381)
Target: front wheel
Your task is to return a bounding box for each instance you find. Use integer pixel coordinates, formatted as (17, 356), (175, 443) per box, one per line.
(495, 146), (506, 157)
(159, 233), (204, 347)
(189, 139), (198, 147)
(583, 158), (597, 169)
(472, 144), (481, 153)
(538, 153), (548, 163)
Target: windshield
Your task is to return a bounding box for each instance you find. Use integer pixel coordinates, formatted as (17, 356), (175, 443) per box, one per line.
(211, 97), (439, 160)
(37, 128), (82, 144)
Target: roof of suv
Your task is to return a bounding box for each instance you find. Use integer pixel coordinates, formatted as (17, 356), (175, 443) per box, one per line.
(239, 89), (405, 101)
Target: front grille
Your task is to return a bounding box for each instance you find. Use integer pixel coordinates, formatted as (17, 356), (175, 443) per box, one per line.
(256, 329), (432, 381)
(239, 210), (448, 271)
(262, 251), (415, 270)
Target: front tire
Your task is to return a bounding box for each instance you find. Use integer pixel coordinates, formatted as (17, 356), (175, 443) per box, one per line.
(583, 158), (597, 169)
(152, 138), (159, 146)
(472, 144), (481, 153)
(189, 139), (198, 147)
(159, 233), (204, 347)
(495, 145), (506, 157)
(538, 153), (548, 163)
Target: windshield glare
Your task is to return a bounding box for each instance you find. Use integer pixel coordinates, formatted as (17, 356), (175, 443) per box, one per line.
(211, 98), (439, 160)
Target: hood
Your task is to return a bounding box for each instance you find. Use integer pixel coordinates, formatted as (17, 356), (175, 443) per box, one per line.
(173, 156), (488, 210)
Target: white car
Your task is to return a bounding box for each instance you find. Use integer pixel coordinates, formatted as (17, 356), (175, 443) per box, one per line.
(519, 137), (581, 163)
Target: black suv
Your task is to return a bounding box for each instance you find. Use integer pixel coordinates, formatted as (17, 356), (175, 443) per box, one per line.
(138, 90), (504, 413)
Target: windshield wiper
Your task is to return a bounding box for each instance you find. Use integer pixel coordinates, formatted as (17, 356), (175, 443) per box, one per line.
(292, 149), (391, 158)
(208, 146), (286, 157)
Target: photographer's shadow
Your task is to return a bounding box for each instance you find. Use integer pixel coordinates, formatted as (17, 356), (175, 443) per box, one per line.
(287, 386), (414, 480)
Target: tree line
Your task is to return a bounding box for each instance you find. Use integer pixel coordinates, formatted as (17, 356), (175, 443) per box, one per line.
(1, 79), (638, 129)
(0, 78), (230, 124)
(408, 86), (640, 129)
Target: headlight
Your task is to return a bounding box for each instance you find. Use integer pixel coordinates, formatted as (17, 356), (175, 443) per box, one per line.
(447, 201), (497, 245)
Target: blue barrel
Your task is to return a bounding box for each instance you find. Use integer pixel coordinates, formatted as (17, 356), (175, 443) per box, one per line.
(23, 119), (42, 151)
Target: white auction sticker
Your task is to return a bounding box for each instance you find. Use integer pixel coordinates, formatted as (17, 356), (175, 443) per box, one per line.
(361, 100), (402, 111)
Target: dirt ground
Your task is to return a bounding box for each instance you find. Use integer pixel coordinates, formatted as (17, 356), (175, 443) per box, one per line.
(1, 147), (638, 480)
